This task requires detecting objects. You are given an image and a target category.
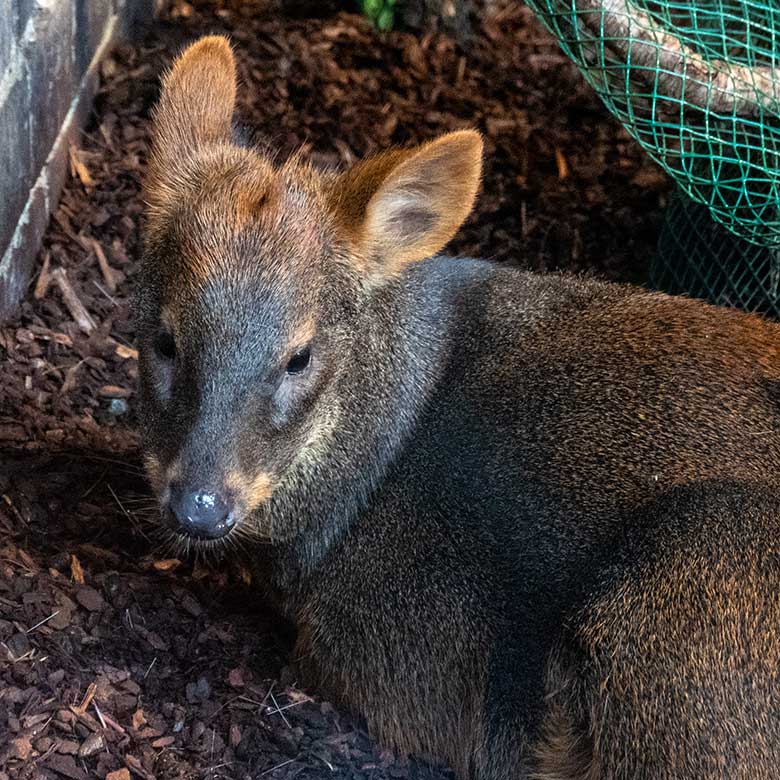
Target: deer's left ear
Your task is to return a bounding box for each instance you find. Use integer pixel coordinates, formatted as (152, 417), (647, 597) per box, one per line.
(329, 130), (483, 275)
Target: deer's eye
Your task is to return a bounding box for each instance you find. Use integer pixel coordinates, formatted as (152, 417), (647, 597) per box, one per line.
(286, 346), (311, 375)
(154, 329), (177, 361)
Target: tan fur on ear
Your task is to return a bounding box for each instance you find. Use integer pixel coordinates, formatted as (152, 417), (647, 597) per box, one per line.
(330, 130), (483, 274)
(331, 148), (416, 232)
(147, 35), (237, 199)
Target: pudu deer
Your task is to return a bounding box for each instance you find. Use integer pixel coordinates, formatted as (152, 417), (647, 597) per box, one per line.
(136, 35), (780, 780)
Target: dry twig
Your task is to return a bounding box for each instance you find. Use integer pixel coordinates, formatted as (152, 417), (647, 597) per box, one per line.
(34, 252), (52, 300)
(89, 238), (120, 293)
(52, 268), (96, 334)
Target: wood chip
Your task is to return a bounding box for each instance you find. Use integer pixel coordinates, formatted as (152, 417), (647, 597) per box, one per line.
(52, 268), (96, 334)
(98, 385), (132, 398)
(114, 343), (139, 360)
(10, 736), (32, 760)
(124, 754), (155, 780)
(78, 732), (104, 757)
(34, 251), (53, 299)
(45, 753), (88, 780)
(70, 554), (85, 584)
(555, 147), (569, 180)
(132, 709), (147, 730)
(74, 682), (98, 715)
(89, 238), (120, 293)
(69, 145), (95, 188)
(75, 586), (104, 612)
(61, 362), (82, 395)
(152, 558), (181, 572)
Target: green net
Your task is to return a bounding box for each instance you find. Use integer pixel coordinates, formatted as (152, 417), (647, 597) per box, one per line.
(524, 0), (780, 248)
(652, 186), (780, 315)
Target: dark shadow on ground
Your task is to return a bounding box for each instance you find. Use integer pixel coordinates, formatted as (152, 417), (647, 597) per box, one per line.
(0, 449), (454, 779)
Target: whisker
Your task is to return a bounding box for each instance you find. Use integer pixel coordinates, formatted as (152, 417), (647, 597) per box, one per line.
(120, 496), (158, 506)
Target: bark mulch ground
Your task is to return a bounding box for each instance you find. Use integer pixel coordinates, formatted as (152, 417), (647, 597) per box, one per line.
(0, 2), (671, 778)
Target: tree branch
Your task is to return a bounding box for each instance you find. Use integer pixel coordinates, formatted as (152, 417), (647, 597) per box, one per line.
(574, 0), (780, 117)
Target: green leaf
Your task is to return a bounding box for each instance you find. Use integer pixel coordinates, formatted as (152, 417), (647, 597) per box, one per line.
(360, 0), (394, 30)
(376, 6), (394, 30)
(361, 0), (382, 17)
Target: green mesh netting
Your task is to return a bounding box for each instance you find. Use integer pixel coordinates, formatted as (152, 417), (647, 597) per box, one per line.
(524, 0), (780, 248)
(652, 186), (780, 316)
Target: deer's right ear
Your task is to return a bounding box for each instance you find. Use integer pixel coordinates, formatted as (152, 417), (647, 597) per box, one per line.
(326, 131), (483, 278)
(147, 35), (237, 202)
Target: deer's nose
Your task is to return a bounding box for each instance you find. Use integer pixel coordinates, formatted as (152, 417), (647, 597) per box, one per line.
(169, 486), (235, 539)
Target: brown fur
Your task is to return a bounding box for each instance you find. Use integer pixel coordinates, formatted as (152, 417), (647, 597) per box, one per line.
(136, 36), (780, 780)
(327, 131), (483, 273)
(226, 470), (274, 514)
(148, 36), (238, 209)
(564, 486), (780, 779)
(143, 453), (164, 493)
(532, 708), (593, 780)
